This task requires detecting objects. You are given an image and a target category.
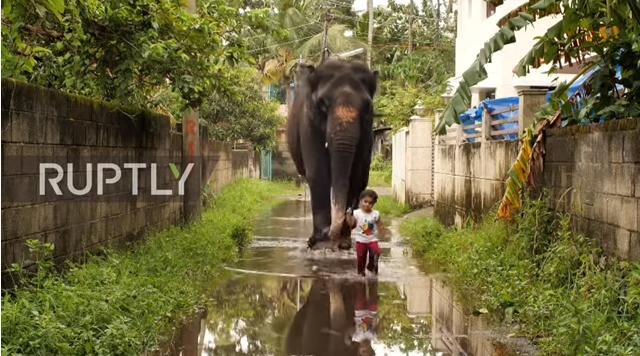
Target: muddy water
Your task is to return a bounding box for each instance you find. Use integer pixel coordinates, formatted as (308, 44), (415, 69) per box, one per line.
(160, 194), (533, 356)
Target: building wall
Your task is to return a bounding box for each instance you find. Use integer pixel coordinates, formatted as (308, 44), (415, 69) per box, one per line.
(454, 0), (576, 105)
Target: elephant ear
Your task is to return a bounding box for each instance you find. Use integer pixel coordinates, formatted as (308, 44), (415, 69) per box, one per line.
(296, 64), (319, 91)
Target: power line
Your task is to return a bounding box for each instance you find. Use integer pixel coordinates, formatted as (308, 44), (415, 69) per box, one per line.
(242, 20), (323, 40)
(247, 34), (318, 53)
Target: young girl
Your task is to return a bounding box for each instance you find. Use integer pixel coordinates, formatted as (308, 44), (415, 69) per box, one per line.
(346, 189), (386, 276)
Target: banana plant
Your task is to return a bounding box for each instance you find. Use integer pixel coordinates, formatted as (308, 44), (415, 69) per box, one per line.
(496, 0), (640, 220)
(496, 70), (592, 220)
(434, 0), (564, 135)
(433, 0), (640, 220)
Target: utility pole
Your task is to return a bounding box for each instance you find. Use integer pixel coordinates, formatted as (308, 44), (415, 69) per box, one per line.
(436, 0), (442, 41)
(182, 0), (202, 222)
(366, 0), (373, 68)
(321, 9), (333, 63)
(407, 0), (414, 53)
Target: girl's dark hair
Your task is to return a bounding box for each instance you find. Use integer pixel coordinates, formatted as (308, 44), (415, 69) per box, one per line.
(359, 189), (378, 203)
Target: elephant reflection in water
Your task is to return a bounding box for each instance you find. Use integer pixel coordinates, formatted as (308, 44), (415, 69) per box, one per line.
(284, 278), (380, 356)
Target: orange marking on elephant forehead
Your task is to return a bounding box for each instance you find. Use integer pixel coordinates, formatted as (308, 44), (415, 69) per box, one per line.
(334, 105), (359, 123)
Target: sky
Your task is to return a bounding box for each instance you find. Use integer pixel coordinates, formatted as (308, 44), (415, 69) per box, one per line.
(352, 0), (413, 13)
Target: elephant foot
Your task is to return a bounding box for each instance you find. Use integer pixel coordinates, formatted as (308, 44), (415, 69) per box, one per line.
(307, 228), (331, 250)
(337, 239), (352, 251)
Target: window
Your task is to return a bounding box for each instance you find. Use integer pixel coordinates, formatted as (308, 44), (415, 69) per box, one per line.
(486, 0), (503, 18)
(484, 90), (496, 100)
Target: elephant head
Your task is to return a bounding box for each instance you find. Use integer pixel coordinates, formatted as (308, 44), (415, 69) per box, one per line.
(297, 60), (380, 244)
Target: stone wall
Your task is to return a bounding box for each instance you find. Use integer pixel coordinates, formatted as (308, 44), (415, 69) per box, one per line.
(272, 128), (298, 180)
(542, 119), (640, 260)
(432, 118), (640, 260)
(1, 79), (260, 279)
(433, 140), (520, 226)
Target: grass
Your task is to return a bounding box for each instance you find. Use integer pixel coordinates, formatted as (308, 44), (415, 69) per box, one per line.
(399, 196), (640, 355)
(368, 153), (392, 187)
(368, 170), (391, 187)
(375, 195), (411, 218)
(1, 178), (296, 356)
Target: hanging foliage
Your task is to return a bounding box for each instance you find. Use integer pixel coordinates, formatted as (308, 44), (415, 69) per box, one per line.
(497, 128), (533, 221)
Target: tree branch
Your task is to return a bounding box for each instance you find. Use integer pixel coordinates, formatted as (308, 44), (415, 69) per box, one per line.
(1, 17), (63, 38)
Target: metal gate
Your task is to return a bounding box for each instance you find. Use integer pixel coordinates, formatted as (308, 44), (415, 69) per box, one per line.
(260, 150), (272, 180)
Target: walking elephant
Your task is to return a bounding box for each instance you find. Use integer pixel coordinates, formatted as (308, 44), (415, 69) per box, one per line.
(286, 59), (379, 250)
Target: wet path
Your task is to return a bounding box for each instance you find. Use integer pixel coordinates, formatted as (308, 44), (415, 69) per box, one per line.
(160, 191), (531, 356)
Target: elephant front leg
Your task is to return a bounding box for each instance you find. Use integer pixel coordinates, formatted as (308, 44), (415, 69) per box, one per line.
(307, 175), (332, 249)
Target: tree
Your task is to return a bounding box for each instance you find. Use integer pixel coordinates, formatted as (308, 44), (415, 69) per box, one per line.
(200, 67), (285, 151)
(347, 0), (455, 131)
(254, 0), (367, 105)
(1, 0), (270, 113)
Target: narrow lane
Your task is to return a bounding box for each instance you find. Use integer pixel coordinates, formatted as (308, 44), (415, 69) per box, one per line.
(161, 190), (533, 356)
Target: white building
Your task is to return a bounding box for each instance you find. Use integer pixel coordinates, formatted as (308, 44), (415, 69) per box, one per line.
(448, 0), (582, 106)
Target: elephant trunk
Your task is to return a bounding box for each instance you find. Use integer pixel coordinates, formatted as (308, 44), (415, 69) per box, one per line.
(329, 144), (354, 241)
(328, 110), (360, 242)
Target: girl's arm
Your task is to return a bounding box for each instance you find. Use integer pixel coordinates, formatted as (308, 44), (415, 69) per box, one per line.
(345, 208), (357, 229)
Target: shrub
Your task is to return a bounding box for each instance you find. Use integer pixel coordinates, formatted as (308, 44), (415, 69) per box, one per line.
(399, 194), (640, 355)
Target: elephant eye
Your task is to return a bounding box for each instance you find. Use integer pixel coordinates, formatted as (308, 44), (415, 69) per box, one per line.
(317, 97), (329, 113)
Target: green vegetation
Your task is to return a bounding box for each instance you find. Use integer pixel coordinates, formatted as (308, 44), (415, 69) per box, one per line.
(368, 153), (392, 187)
(1, 179), (296, 356)
(1, 0), (282, 147)
(368, 171), (390, 187)
(375, 196), (411, 218)
(200, 67), (285, 150)
(244, 0), (455, 131)
(3, 0), (456, 147)
(400, 196), (640, 355)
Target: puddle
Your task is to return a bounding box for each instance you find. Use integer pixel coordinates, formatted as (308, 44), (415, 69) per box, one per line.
(156, 196), (536, 356)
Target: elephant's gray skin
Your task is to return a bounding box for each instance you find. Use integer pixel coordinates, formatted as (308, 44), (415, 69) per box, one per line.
(286, 59), (379, 250)
(284, 278), (358, 356)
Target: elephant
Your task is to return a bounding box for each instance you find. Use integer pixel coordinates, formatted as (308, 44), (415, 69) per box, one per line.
(286, 59), (380, 250)
(284, 278), (380, 356)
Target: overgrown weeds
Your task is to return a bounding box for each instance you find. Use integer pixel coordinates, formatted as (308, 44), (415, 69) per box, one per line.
(369, 153), (392, 187)
(375, 196), (411, 217)
(400, 195), (640, 355)
(1, 178), (292, 356)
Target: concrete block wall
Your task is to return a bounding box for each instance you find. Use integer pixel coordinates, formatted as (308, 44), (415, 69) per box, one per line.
(1, 79), (261, 278)
(272, 128), (298, 180)
(433, 140), (520, 227)
(432, 117), (640, 261)
(542, 118), (640, 260)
